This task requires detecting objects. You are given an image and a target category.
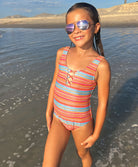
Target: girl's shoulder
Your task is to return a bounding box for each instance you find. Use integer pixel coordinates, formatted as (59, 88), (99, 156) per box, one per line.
(97, 56), (110, 74)
(56, 46), (70, 62)
(57, 46), (70, 56)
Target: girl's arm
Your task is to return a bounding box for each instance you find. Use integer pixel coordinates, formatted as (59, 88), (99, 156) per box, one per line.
(93, 59), (111, 138)
(81, 59), (111, 148)
(46, 48), (64, 131)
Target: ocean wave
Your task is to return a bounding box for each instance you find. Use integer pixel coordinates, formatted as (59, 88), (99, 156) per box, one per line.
(0, 30), (5, 38)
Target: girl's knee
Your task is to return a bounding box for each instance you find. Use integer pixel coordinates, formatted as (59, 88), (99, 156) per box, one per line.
(77, 148), (89, 159)
(77, 148), (92, 167)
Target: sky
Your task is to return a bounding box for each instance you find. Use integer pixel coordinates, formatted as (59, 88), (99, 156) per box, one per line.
(0, 0), (137, 18)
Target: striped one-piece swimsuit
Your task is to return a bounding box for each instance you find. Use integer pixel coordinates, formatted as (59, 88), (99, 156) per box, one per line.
(54, 47), (104, 131)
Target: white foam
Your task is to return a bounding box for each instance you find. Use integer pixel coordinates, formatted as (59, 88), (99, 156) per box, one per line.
(118, 141), (123, 148)
(25, 134), (30, 138)
(2, 160), (6, 163)
(13, 152), (20, 158)
(1, 114), (5, 117)
(131, 124), (138, 128)
(24, 142), (35, 152)
(0, 102), (5, 106)
(6, 160), (15, 167)
(5, 109), (9, 114)
(18, 145), (22, 149)
(95, 159), (109, 167)
(107, 147), (126, 165)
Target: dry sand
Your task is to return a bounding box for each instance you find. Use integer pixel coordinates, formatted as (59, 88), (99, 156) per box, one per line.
(99, 2), (138, 27)
(0, 16), (66, 28)
(0, 2), (138, 28)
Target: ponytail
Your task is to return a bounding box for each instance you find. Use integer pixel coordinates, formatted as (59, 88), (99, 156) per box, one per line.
(94, 28), (104, 56)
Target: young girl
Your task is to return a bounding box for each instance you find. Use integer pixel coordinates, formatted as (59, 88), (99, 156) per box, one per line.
(42, 2), (111, 167)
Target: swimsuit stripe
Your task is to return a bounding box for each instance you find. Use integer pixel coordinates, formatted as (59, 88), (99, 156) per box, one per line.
(55, 88), (90, 101)
(54, 105), (91, 118)
(55, 81), (92, 95)
(54, 46), (104, 130)
(54, 107), (91, 122)
(54, 99), (90, 112)
(55, 97), (90, 109)
(54, 113), (89, 127)
(75, 73), (93, 80)
(54, 91), (87, 103)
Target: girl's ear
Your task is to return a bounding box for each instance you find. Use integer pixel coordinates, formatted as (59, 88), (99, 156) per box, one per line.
(94, 22), (100, 34)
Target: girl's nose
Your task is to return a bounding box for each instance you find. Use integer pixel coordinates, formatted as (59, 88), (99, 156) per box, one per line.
(74, 24), (81, 34)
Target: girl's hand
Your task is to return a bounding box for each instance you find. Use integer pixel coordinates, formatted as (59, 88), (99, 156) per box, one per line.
(81, 134), (98, 148)
(46, 113), (53, 132)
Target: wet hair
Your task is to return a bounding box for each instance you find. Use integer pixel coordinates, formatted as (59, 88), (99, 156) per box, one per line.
(66, 2), (104, 56)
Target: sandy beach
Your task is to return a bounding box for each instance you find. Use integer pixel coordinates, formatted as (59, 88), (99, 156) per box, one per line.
(0, 2), (138, 28)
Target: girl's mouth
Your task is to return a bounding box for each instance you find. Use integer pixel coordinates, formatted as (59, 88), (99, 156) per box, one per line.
(74, 36), (84, 41)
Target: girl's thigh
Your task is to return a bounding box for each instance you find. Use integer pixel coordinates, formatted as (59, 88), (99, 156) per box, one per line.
(72, 120), (94, 156)
(43, 116), (70, 167)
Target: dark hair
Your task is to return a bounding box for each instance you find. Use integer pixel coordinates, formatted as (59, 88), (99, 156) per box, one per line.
(66, 2), (104, 56)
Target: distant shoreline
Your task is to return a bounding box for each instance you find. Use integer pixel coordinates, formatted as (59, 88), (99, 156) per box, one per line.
(0, 2), (138, 29)
(0, 15), (138, 29)
(0, 23), (65, 29)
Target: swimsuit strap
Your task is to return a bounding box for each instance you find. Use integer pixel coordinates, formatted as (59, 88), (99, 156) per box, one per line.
(62, 46), (70, 55)
(61, 47), (104, 74)
(62, 46), (104, 63)
(92, 55), (104, 66)
(92, 56), (105, 79)
(58, 46), (70, 69)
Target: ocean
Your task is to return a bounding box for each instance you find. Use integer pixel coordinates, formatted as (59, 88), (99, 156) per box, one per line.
(0, 27), (138, 167)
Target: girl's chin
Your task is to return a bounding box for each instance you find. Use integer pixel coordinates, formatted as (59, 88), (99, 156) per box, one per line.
(73, 41), (92, 48)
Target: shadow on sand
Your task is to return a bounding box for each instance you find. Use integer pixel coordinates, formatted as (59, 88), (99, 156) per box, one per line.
(92, 76), (138, 166)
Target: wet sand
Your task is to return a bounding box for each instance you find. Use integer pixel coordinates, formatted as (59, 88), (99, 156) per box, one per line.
(0, 26), (137, 166)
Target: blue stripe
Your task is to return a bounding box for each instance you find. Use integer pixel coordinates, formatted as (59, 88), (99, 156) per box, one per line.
(54, 112), (90, 127)
(55, 81), (91, 95)
(59, 64), (68, 71)
(54, 99), (90, 112)
(75, 71), (94, 80)
(93, 59), (100, 65)
(63, 50), (68, 55)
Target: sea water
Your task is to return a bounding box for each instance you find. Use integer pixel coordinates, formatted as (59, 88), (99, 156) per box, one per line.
(0, 28), (137, 167)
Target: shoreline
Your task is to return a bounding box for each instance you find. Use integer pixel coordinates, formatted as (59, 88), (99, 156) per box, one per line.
(0, 14), (138, 29)
(0, 22), (138, 29)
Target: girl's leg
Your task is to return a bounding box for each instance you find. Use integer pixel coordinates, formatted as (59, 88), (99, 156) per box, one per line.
(42, 116), (71, 167)
(72, 120), (94, 167)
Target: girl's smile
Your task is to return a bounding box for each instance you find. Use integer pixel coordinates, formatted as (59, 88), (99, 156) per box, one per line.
(73, 35), (85, 41)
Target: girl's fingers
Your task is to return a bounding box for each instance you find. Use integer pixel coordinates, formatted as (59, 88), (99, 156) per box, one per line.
(84, 143), (90, 148)
(81, 135), (96, 148)
(81, 142), (90, 148)
(81, 139), (88, 146)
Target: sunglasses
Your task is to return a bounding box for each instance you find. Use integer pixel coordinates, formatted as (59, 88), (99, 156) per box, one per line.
(65, 20), (94, 34)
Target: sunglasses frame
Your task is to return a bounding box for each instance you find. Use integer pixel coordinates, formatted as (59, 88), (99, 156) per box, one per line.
(65, 20), (94, 35)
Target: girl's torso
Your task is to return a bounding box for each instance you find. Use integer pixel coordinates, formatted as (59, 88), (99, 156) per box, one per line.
(53, 46), (104, 129)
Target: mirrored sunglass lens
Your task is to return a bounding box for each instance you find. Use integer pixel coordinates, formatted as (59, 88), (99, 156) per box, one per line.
(77, 20), (89, 30)
(66, 24), (74, 34)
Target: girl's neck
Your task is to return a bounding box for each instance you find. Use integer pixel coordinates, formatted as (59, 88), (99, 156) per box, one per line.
(75, 46), (95, 57)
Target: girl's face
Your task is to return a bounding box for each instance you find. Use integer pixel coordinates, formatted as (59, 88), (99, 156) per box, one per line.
(66, 8), (100, 49)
